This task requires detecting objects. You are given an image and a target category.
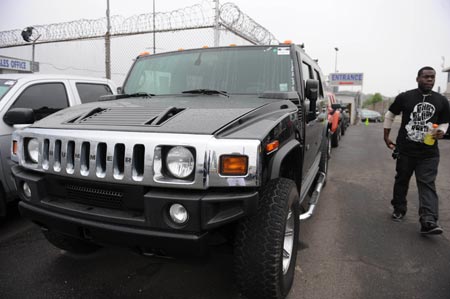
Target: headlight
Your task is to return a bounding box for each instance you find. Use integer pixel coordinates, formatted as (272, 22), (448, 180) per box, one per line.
(166, 146), (194, 179)
(26, 138), (39, 163)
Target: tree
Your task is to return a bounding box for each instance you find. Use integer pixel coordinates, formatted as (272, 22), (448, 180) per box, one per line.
(363, 93), (383, 107)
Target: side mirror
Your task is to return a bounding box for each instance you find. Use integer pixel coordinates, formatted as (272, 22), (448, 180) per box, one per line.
(3, 108), (35, 126)
(305, 79), (319, 102)
(117, 86), (123, 94)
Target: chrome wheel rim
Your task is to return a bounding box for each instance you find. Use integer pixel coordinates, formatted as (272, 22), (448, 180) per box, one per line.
(282, 208), (294, 274)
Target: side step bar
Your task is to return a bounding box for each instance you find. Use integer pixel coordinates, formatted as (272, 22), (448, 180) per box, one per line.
(299, 171), (326, 221)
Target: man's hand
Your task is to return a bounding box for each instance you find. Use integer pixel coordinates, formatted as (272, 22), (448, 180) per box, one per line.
(384, 137), (395, 149)
(383, 128), (395, 149)
(432, 129), (445, 139)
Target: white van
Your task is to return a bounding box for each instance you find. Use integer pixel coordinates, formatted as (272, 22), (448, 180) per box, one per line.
(0, 74), (117, 217)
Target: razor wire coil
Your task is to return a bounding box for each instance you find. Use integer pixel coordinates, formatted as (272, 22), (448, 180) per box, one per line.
(0, 2), (278, 48)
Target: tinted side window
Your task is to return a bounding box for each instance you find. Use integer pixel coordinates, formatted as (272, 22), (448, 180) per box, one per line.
(10, 83), (69, 120)
(76, 83), (112, 103)
(314, 69), (324, 97)
(302, 62), (313, 83)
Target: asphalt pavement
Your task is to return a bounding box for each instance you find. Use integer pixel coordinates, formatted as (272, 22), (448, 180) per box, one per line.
(292, 122), (450, 299)
(1, 122), (449, 299)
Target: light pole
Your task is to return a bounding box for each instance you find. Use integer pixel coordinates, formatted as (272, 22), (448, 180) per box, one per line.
(21, 27), (41, 73)
(334, 47), (339, 73)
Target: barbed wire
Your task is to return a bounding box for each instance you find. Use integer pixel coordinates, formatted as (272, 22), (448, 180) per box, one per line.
(0, 2), (278, 48)
(219, 3), (278, 45)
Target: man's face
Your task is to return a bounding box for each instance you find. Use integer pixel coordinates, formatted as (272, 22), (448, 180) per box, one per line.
(416, 69), (436, 92)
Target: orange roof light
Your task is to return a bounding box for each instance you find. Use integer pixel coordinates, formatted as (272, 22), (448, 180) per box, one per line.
(178, 48), (184, 51)
(202, 45), (209, 48)
(229, 44), (237, 47)
(265, 140), (279, 154)
(139, 51), (150, 56)
(282, 40), (292, 45)
(220, 155), (248, 176)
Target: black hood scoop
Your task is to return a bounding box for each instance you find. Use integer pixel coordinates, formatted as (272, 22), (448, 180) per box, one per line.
(66, 106), (185, 126)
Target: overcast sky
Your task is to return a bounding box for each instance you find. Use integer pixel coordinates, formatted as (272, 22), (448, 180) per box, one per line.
(1, 0), (449, 97)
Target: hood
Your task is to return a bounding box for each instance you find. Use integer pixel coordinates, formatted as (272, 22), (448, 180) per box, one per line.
(32, 94), (294, 135)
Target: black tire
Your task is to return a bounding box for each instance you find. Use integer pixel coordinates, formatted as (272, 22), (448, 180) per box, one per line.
(43, 230), (101, 254)
(331, 126), (340, 148)
(234, 178), (300, 299)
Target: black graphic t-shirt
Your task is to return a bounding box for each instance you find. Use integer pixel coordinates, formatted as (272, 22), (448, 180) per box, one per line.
(389, 89), (450, 157)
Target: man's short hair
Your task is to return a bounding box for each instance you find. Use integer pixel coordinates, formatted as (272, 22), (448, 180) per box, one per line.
(417, 66), (435, 77)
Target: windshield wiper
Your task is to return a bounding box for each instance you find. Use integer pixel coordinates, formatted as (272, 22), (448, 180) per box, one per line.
(181, 89), (229, 97)
(99, 92), (154, 101)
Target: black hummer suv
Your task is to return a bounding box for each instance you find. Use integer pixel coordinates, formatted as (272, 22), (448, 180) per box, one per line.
(11, 43), (329, 299)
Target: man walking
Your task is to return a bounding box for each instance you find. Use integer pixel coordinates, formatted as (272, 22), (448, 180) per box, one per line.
(383, 66), (450, 235)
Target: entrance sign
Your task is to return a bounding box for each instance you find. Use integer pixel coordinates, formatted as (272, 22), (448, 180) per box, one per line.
(329, 73), (363, 86)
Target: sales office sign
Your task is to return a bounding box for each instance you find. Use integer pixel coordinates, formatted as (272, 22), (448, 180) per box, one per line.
(329, 73), (364, 86)
(0, 55), (32, 72)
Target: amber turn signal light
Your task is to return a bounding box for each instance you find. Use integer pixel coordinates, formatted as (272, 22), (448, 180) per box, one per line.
(220, 155), (248, 176)
(265, 140), (279, 153)
(12, 140), (18, 155)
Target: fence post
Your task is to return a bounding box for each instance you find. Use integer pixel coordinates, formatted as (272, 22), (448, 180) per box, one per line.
(105, 0), (111, 79)
(214, 0), (220, 47)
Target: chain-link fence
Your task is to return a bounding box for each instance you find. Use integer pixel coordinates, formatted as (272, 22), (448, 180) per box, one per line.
(0, 2), (279, 86)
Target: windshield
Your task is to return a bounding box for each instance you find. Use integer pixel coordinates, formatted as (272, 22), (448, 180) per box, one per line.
(0, 79), (16, 101)
(124, 46), (295, 95)
(362, 109), (381, 117)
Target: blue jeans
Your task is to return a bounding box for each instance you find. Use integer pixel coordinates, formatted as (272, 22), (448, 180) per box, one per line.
(391, 154), (440, 221)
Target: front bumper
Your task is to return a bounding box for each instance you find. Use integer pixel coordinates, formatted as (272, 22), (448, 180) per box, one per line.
(12, 165), (258, 255)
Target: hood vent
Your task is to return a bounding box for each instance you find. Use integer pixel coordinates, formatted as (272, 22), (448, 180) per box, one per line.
(65, 106), (185, 126)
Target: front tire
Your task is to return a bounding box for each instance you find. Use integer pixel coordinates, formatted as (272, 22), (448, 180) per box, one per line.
(234, 178), (300, 299)
(43, 230), (101, 254)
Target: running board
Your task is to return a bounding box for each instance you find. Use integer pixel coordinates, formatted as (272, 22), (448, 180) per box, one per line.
(299, 171), (326, 221)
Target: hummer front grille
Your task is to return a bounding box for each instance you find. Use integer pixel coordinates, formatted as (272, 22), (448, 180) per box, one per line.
(41, 138), (146, 182)
(15, 129), (260, 189)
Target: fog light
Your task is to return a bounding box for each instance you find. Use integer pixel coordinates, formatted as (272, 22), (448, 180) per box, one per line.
(169, 203), (189, 224)
(22, 182), (32, 198)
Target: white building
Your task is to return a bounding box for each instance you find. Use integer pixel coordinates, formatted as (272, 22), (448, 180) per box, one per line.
(443, 66), (450, 99)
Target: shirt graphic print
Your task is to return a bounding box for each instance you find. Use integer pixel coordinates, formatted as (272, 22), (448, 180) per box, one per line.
(405, 95), (436, 143)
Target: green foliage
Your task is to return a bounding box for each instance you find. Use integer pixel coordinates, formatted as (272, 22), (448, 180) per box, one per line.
(363, 92), (383, 107)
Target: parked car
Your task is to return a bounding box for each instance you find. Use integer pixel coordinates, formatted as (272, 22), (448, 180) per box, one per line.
(339, 103), (351, 132)
(0, 74), (116, 218)
(11, 43), (329, 299)
(360, 109), (382, 122)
